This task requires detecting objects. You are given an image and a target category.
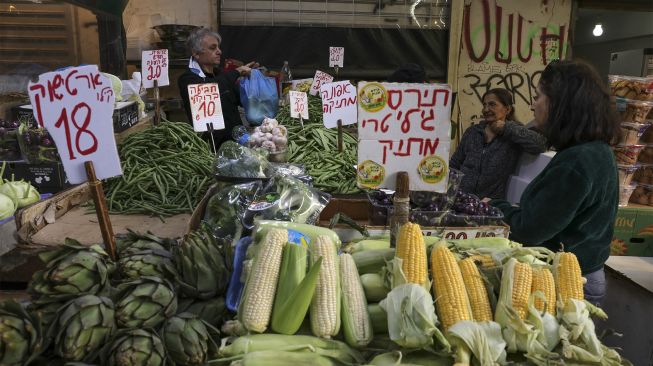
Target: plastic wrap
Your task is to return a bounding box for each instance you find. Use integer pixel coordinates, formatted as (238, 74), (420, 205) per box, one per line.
(214, 141), (270, 178)
(241, 176), (330, 228)
(266, 162), (313, 185)
(203, 181), (263, 239)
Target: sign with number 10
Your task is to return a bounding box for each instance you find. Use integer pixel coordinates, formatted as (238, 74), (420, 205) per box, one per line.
(27, 65), (122, 184)
(188, 83), (225, 132)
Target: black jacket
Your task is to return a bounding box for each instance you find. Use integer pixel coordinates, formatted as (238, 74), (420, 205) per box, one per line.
(450, 121), (547, 199)
(178, 68), (242, 148)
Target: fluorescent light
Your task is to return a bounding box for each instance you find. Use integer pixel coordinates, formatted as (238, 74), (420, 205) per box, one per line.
(593, 23), (603, 37)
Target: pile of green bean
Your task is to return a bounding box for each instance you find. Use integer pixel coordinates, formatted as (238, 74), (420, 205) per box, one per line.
(103, 121), (213, 216)
(277, 96), (362, 195)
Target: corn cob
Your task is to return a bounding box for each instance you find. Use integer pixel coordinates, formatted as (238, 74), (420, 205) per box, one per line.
(352, 248), (395, 275)
(271, 244), (322, 335)
(238, 228), (287, 333)
(430, 244), (473, 330)
(553, 252), (584, 303)
(467, 254), (499, 270)
(531, 267), (556, 315)
(310, 235), (341, 338)
(459, 257), (493, 322)
(510, 260), (533, 320)
(395, 223), (428, 286)
(340, 253), (373, 348)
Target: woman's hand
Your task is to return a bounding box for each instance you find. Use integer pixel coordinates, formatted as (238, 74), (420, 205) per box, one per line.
(236, 61), (259, 76)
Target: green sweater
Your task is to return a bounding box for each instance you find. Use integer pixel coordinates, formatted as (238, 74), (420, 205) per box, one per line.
(491, 141), (618, 274)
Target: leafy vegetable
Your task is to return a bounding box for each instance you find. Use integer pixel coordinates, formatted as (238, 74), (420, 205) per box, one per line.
(215, 141), (269, 178)
(379, 283), (449, 350)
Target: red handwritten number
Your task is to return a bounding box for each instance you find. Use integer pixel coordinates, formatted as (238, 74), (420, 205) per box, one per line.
(198, 101), (215, 118)
(147, 65), (162, 80)
(54, 102), (98, 160)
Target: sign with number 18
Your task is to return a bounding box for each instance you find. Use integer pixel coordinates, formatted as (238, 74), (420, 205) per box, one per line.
(27, 65), (122, 184)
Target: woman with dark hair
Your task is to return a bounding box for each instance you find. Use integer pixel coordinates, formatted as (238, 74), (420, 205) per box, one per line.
(450, 88), (547, 199)
(490, 60), (621, 304)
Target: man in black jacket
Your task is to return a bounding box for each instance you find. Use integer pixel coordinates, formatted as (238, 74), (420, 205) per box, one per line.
(178, 28), (256, 148)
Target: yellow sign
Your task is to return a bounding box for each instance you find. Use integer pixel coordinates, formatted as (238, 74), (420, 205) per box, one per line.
(357, 160), (385, 188)
(358, 83), (387, 112)
(418, 156), (448, 184)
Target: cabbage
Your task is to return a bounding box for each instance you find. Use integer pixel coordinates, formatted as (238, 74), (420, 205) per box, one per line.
(0, 180), (40, 208)
(0, 192), (16, 220)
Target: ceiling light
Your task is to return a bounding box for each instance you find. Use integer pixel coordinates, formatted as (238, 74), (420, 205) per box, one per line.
(592, 23), (603, 37)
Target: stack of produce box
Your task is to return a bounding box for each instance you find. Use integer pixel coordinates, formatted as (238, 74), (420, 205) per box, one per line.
(608, 75), (653, 206)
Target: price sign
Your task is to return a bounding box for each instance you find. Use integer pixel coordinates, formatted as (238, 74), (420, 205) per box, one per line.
(141, 49), (169, 88)
(320, 80), (357, 128)
(289, 91), (309, 120)
(187, 83), (224, 132)
(357, 82), (452, 192)
(27, 65), (122, 184)
(309, 70), (334, 96)
(329, 47), (344, 68)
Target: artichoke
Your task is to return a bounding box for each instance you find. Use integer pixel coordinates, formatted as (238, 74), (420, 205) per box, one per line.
(50, 295), (116, 362)
(162, 312), (219, 365)
(177, 297), (227, 328)
(28, 239), (114, 301)
(117, 248), (176, 280)
(173, 228), (229, 299)
(101, 329), (166, 366)
(28, 298), (68, 332)
(0, 300), (44, 365)
(116, 230), (175, 255)
(114, 276), (177, 328)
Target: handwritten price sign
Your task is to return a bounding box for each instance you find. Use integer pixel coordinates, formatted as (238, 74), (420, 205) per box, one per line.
(27, 65), (122, 184)
(141, 49), (169, 88)
(289, 91), (309, 120)
(329, 47), (344, 68)
(309, 70), (334, 96)
(188, 83), (224, 132)
(356, 82), (452, 192)
(321, 81), (357, 128)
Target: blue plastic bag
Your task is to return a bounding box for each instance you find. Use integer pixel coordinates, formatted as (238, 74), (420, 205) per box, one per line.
(240, 69), (279, 126)
(225, 236), (253, 312)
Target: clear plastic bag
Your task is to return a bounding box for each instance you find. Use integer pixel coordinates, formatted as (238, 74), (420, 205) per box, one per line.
(241, 175), (330, 228)
(203, 181), (263, 238)
(214, 141), (269, 178)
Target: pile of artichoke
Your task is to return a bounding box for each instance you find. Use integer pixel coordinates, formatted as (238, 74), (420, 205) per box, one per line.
(2, 227), (231, 365)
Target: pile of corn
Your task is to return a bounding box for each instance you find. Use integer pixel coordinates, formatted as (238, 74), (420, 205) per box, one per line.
(216, 223), (625, 366)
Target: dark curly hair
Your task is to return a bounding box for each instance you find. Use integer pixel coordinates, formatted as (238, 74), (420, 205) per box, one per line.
(538, 60), (620, 150)
(481, 88), (516, 122)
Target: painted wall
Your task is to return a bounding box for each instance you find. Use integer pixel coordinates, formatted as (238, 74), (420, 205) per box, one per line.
(452, 0), (572, 136)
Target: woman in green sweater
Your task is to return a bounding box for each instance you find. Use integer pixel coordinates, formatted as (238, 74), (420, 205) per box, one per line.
(490, 60), (620, 305)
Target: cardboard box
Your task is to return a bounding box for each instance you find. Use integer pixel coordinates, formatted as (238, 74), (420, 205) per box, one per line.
(506, 175), (531, 205)
(612, 205), (653, 256)
(1, 161), (70, 194)
(514, 151), (556, 180)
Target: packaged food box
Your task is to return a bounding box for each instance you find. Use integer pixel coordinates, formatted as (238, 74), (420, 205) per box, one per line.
(630, 183), (653, 206)
(619, 122), (650, 145)
(632, 164), (653, 185)
(615, 99), (653, 124)
(636, 144), (653, 164)
(609, 75), (653, 101)
(613, 144), (644, 165)
(619, 184), (637, 207)
(618, 164), (639, 187)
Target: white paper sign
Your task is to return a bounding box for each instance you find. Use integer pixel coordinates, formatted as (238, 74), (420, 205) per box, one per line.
(289, 91), (309, 120)
(309, 70), (334, 96)
(141, 49), (169, 88)
(329, 47), (344, 68)
(27, 65), (122, 184)
(320, 80), (357, 128)
(356, 82), (452, 192)
(187, 83), (225, 132)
